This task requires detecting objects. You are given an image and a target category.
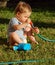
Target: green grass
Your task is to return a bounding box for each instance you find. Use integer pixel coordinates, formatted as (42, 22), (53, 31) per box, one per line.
(0, 8), (55, 65)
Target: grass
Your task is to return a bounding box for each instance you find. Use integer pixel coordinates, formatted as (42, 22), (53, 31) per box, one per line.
(0, 7), (55, 65)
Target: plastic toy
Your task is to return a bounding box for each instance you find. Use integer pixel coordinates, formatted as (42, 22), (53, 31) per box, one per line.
(13, 43), (31, 51)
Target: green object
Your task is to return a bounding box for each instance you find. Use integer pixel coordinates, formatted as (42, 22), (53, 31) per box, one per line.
(37, 34), (55, 42)
(0, 58), (55, 64)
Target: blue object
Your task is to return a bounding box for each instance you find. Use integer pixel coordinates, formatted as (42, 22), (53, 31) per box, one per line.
(13, 43), (31, 51)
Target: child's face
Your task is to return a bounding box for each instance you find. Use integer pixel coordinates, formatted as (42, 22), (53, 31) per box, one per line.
(17, 12), (31, 23)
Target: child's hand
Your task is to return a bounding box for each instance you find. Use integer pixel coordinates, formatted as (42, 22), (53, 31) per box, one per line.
(33, 27), (39, 34)
(25, 24), (31, 32)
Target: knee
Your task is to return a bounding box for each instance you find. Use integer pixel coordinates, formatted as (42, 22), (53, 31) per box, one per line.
(10, 32), (16, 37)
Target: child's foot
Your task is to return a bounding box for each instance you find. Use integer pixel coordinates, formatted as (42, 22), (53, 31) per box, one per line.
(34, 41), (39, 44)
(35, 41), (39, 44)
(32, 41), (39, 44)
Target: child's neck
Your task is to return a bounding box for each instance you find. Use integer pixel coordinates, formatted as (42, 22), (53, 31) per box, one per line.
(15, 15), (19, 21)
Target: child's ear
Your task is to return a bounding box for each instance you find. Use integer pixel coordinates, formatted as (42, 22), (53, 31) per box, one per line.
(17, 12), (20, 15)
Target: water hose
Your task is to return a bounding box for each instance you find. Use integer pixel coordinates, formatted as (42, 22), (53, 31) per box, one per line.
(30, 21), (55, 42)
(0, 58), (55, 65)
(37, 33), (55, 42)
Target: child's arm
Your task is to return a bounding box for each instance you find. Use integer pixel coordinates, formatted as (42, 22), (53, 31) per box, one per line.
(13, 22), (28, 30)
(12, 18), (31, 30)
(29, 21), (39, 34)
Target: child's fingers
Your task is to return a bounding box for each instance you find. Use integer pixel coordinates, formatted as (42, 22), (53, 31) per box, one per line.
(34, 27), (40, 34)
(35, 41), (39, 44)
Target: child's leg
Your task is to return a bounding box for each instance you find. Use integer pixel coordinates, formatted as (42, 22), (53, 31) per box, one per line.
(23, 31), (27, 43)
(27, 30), (38, 44)
(23, 39), (27, 43)
(9, 32), (23, 45)
(28, 35), (38, 44)
(24, 32), (27, 38)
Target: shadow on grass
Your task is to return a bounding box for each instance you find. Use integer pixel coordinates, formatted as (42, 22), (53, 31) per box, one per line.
(33, 20), (55, 28)
(6, 0), (55, 12)
(32, 6), (55, 13)
(0, 37), (8, 45)
(0, 18), (55, 28)
(1, 4), (55, 14)
(0, 7), (14, 13)
(0, 37), (13, 51)
(0, 18), (10, 24)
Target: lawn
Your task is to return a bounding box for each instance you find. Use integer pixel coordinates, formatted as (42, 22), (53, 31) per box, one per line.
(0, 8), (55, 65)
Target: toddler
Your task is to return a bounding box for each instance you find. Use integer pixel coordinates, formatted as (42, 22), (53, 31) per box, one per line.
(7, 1), (39, 50)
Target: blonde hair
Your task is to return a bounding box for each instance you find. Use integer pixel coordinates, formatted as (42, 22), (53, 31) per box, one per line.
(15, 1), (32, 14)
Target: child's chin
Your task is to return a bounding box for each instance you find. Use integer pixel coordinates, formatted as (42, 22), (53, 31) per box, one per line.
(23, 21), (26, 23)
